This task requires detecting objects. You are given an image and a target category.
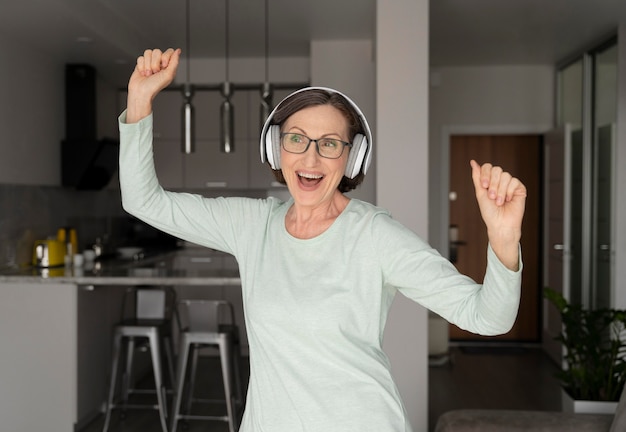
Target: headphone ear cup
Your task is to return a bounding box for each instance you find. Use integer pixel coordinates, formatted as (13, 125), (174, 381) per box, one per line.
(344, 133), (367, 179)
(265, 125), (282, 170)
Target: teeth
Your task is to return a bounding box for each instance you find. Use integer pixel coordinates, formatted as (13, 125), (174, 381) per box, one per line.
(298, 172), (323, 179)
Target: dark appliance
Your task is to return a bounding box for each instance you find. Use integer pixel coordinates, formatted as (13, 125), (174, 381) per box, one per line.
(62, 64), (119, 190)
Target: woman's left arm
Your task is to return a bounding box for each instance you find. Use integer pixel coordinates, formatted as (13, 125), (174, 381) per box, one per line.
(470, 160), (527, 270)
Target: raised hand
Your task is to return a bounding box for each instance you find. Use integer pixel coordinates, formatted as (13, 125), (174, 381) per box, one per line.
(470, 159), (527, 270)
(126, 48), (182, 123)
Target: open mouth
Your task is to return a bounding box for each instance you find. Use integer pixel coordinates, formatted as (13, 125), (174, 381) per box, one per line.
(297, 171), (324, 187)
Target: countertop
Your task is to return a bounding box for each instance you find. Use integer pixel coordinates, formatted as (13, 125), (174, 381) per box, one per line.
(0, 248), (241, 286)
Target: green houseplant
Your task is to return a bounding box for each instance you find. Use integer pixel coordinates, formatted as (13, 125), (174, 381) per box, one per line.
(544, 287), (626, 402)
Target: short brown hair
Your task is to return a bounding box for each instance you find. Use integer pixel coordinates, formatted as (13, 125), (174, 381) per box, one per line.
(266, 88), (366, 193)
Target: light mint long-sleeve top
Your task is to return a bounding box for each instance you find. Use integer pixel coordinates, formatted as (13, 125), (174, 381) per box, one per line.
(118, 111), (522, 432)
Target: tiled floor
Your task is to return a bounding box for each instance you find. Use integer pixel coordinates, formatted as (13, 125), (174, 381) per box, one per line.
(83, 345), (562, 432)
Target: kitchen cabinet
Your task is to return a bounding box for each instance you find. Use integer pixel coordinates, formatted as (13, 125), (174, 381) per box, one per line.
(152, 91), (220, 140)
(183, 137), (249, 189)
(172, 248), (248, 352)
(77, 285), (125, 428)
(171, 250), (227, 300)
(153, 138), (184, 189)
(0, 282), (124, 431)
(0, 282), (77, 432)
(120, 88), (281, 190)
(246, 88), (293, 189)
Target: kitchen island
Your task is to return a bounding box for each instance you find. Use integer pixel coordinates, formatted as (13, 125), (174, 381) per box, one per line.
(0, 247), (242, 432)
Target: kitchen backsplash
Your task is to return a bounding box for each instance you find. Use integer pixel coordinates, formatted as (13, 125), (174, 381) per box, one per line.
(0, 184), (125, 269)
(0, 184), (271, 269)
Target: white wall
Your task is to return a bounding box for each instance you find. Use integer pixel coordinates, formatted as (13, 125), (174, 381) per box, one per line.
(310, 39), (376, 204)
(0, 36), (64, 185)
(428, 65), (555, 253)
(377, 0), (429, 430)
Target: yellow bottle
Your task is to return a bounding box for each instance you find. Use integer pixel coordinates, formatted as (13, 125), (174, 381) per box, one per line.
(69, 228), (78, 257)
(57, 227), (78, 259)
(56, 228), (67, 256)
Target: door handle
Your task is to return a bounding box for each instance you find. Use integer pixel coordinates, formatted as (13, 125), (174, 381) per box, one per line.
(449, 225), (466, 263)
(553, 244), (565, 250)
(190, 257), (213, 263)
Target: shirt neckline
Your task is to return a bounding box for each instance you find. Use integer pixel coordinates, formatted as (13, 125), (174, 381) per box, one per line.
(280, 198), (355, 242)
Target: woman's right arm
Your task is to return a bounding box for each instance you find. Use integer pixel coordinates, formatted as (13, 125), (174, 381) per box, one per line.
(119, 48), (221, 249)
(120, 48), (182, 218)
(119, 48), (253, 256)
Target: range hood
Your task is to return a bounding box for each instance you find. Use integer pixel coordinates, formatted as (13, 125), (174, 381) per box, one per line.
(61, 64), (119, 190)
(61, 138), (118, 190)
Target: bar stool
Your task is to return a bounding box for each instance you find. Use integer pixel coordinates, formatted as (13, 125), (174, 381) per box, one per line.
(170, 299), (244, 432)
(102, 286), (178, 432)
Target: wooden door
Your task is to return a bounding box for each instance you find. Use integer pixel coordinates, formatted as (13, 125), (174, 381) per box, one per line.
(449, 134), (542, 342)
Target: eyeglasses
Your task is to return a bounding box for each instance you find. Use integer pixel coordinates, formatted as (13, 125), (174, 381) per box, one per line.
(280, 132), (352, 159)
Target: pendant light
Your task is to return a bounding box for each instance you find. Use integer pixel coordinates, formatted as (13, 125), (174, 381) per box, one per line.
(181, 0), (195, 154)
(260, 0), (273, 129)
(220, 0), (234, 153)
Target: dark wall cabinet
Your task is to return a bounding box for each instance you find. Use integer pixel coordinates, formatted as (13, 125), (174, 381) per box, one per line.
(120, 87), (293, 190)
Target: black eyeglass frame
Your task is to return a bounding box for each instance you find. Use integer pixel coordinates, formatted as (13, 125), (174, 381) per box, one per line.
(279, 132), (352, 159)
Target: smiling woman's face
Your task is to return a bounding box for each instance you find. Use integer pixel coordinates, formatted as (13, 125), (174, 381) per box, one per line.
(280, 104), (350, 208)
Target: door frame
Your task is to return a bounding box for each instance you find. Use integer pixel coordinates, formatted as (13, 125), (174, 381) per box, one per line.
(437, 124), (552, 344)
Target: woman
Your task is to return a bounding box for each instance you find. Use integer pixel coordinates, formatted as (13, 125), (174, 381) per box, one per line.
(119, 48), (526, 432)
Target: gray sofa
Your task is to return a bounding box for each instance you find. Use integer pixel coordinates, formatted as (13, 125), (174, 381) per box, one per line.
(435, 384), (626, 432)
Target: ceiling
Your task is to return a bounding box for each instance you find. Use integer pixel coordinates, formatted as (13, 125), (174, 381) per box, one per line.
(0, 0), (623, 88)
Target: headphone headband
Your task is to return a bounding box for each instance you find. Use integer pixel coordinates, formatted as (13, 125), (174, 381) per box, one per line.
(259, 86), (373, 178)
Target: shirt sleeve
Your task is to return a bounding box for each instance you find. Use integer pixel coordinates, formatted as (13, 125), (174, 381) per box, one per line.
(118, 110), (245, 255)
(372, 212), (522, 336)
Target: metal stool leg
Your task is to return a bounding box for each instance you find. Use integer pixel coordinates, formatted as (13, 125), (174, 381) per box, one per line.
(102, 329), (123, 432)
(171, 333), (191, 432)
(148, 329), (169, 432)
(121, 337), (135, 405)
(232, 340), (244, 405)
(184, 344), (200, 415)
(219, 334), (238, 432)
(164, 335), (176, 389)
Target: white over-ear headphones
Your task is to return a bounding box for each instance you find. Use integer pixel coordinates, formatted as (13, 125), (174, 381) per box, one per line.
(259, 86), (373, 179)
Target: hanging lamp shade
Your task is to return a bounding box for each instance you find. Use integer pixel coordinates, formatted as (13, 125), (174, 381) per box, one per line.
(220, 81), (234, 153)
(259, 0), (273, 128)
(220, 0), (234, 153)
(182, 83), (195, 154)
(260, 82), (273, 127)
(181, 0), (195, 154)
